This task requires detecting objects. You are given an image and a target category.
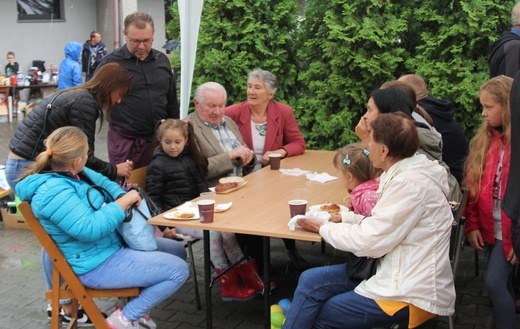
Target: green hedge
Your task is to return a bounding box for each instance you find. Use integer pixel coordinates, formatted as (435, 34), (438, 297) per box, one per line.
(166, 0), (515, 149)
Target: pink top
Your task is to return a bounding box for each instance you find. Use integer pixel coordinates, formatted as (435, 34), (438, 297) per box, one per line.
(350, 178), (380, 217)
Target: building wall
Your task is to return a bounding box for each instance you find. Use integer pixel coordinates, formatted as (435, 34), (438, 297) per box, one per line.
(0, 0), (97, 75)
(0, 0), (167, 77)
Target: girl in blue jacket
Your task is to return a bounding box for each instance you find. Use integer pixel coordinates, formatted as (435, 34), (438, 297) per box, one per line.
(16, 126), (189, 328)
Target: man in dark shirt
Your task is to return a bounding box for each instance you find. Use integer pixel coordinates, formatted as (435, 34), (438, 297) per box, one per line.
(398, 74), (468, 184)
(97, 12), (179, 169)
(489, 3), (520, 78)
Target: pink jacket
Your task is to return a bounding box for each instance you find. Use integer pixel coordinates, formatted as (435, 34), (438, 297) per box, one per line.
(464, 127), (512, 258)
(350, 178), (379, 217)
(225, 100), (306, 157)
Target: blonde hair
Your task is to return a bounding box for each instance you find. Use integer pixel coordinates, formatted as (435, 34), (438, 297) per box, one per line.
(333, 143), (378, 183)
(465, 76), (513, 198)
(19, 127), (88, 180)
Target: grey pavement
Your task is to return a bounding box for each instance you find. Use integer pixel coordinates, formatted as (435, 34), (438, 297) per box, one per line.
(0, 115), (516, 328)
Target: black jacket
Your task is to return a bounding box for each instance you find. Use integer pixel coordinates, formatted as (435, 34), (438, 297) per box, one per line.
(97, 45), (179, 136)
(418, 95), (468, 184)
(489, 31), (520, 78)
(146, 148), (208, 212)
(81, 41), (107, 77)
(504, 71), (520, 224)
(9, 89), (117, 180)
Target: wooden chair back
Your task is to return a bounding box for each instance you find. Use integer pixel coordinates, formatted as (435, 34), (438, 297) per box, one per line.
(127, 166), (147, 190)
(19, 201), (139, 329)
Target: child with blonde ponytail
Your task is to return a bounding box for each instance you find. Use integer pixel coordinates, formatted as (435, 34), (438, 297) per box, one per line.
(16, 126), (189, 329)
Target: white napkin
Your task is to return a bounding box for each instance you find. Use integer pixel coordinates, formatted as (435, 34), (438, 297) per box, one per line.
(0, 167), (9, 191)
(288, 210), (331, 230)
(306, 172), (337, 183)
(279, 168), (311, 176)
(176, 201), (194, 210)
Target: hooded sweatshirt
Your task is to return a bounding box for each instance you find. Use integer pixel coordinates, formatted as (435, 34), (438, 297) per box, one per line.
(58, 41), (83, 90)
(489, 30), (520, 78)
(418, 96), (468, 184)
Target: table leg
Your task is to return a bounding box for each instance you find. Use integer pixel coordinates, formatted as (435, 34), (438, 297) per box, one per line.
(263, 236), (270, 329)
(203, 230), (212, 329)
(7, 95), (12, 122)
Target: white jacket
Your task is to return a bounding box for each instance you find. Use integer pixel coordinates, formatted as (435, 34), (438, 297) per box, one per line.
(320, 154), (455, 316)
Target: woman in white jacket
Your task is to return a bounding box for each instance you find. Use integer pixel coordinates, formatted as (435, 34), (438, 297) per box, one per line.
(283, 113), (455, 329)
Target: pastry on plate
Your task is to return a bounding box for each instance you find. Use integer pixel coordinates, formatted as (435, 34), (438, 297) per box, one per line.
(174, 211), (195, 219)
(320, 202), (341, 213)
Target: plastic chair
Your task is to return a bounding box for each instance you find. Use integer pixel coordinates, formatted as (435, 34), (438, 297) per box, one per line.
(19, 201), (139, 329)
(127, 166), (202, 310)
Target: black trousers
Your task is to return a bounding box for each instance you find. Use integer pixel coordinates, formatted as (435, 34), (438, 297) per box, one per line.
(235, 234), (296, 273)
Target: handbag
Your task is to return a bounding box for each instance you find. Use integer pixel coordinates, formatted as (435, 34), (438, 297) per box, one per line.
(87, 185), (157, 251)
(347, 256), (378, 282)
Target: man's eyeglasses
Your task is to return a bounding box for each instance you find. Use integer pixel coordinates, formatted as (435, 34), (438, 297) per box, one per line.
(127, 37), (153, 46)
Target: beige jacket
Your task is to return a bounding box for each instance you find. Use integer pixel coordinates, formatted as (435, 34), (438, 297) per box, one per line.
(186, 112), (246, 186)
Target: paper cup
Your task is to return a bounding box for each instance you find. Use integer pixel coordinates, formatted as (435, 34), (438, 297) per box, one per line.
(200, 192), (216, 201)
(268, 153), (282, 170)
(288, 199), (308, 217)
(293, 188), (308, 201)
(197, 200), (215, 223)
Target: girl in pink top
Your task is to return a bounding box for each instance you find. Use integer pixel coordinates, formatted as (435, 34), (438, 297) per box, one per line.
(333, 143), (380, 217)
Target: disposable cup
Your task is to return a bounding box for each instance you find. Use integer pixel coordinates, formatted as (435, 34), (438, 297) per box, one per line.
(197, 200), (215, 223)
(268, 153), (282, 170)
(288, 199), (308, 218)
(293, 188), (308, 202)
(200, 192), (216, 201)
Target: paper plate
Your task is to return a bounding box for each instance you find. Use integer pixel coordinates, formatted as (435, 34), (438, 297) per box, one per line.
(163, 209), (200, 220)
(309, 204), (349, 213)
(214, 202), (232, 213)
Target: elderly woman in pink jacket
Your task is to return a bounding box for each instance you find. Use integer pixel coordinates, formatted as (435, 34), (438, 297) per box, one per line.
(226, 69), (307, 269)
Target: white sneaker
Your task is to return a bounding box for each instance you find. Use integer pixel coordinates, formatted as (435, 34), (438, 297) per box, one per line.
(106, 309), (143, 328)
(138, 314), (157, 329)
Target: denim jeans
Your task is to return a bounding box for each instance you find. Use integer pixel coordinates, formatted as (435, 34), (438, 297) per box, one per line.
(41, 237), (187, 313)
(79, 246), (188, 320)
(484, 239), (516, 329)
(282, 264), (409, 329)
(5, 157), (34, 191)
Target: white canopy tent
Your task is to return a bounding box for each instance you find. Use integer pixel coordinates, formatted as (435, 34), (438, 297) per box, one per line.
(178, 0), (204, 119)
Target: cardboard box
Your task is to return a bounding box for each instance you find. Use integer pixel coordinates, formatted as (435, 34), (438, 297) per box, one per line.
(1, 208), (30, 230)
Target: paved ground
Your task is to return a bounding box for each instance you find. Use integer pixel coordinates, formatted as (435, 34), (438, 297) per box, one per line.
(0, 115), (518, 328)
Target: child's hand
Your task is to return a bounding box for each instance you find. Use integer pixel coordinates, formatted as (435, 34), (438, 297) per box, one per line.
(507, 249), (517, 265)
(343, 196), (352, 210)
(467, 229), (485, 251)
(162, 227), (177, 239)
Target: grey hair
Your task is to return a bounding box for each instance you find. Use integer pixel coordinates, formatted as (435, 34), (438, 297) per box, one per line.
(512, 2), (520, 27)
(193, 82), (227, 103)
(248, 69), (278, 95)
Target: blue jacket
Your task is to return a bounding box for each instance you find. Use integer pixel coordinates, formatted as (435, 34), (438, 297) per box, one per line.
(16, 167), (126, 275)
(58, 42), (83, 90)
